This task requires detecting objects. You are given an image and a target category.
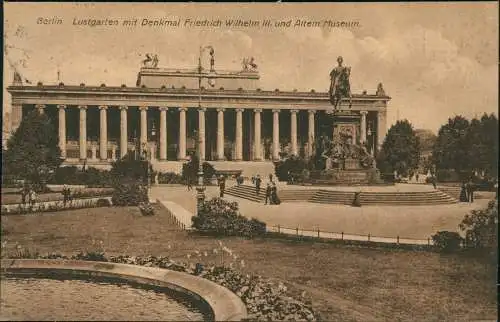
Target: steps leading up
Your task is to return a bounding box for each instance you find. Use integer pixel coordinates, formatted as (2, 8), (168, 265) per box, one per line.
(225, 184), (458, 206)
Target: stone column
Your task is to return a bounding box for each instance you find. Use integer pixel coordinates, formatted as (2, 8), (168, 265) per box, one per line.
(119, 106), (128, 158)
(57, 105), (67, 159)
(360, 111), (368, 144)
(290, 109), (298, 156)
(99, 105), (108, 160)
(139, 106), (148, 154)
(253, 108), (262, 161)
(159, 107), (168, 161)
(235, 108), (243, 161)
(78, 105), (87, 160)
(217, 108), (225, 160)
(308, 110), (316, 157)
(198, 107), (206, 161)
(178, 107), (187, 160)
(377, 109), (387, 151)
(272, 109), (280, 160)
(10, 103), (22, 137)
(35, 104), (45, 114)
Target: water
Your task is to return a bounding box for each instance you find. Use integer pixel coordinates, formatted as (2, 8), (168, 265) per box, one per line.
(0, 277), (206, 321)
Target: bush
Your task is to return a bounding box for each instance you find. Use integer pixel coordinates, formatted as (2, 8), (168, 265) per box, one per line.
(96, 198), (112, 207)
(459, 200), (498, 250)
(111, 178), (148, 206)
(138, 202), (155, 216)
(274, 155), (308, 182)
(111, 154), (151, 183)
(158, 172), (183, 184)
(182, 155), (215, 184)
(431, 231), (463, 252)
(436, 169), (462, 182)
(192, 198), (266, 238)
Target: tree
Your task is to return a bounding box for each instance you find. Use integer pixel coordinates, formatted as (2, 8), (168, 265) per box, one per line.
(3, 110), (62, 189)
(181, 154), (215, 184)
(376, 120), (420, 177)
(472, 114), (498, 178)
(432, 116), (471, 177)
(433, 114), (498, 180)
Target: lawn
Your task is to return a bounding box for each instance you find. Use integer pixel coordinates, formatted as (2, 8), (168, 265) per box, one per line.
(1, 206), (496, 321)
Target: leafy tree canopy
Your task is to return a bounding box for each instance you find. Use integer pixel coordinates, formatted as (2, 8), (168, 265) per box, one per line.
(3, 110), (62, 186)
(377, 119), (420, 177)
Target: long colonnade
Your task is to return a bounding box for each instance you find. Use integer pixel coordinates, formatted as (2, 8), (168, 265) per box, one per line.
(29, 104), (376, 163)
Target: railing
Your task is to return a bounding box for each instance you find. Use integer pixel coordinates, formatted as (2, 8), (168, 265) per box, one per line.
(267, 225), (434, 246)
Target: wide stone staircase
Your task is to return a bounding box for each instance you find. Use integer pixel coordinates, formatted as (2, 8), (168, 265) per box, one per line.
(225, 184), (458, 206)
(437, 184), (461, 200)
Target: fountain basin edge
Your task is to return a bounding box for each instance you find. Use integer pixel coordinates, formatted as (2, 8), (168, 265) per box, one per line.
(1, 259), (248, 321)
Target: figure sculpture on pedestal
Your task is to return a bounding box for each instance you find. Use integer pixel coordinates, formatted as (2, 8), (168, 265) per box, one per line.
(329, 56), (352, 110)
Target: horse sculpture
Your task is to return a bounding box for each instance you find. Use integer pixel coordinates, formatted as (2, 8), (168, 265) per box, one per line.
(329, 56), (352, 110)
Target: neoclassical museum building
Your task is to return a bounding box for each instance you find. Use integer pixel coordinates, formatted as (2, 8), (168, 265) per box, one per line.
(5, 60), (390, 174)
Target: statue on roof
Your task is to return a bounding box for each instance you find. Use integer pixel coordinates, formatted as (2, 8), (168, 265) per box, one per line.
(329, 56), (352, 110)
(242, 57), (258, 72)
(13, 70), (22, 85)
(376, 83), (386, 96)
(142, 53), (159, 68)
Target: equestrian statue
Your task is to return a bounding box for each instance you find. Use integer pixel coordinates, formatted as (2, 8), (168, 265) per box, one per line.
(329, 56), (352, 110)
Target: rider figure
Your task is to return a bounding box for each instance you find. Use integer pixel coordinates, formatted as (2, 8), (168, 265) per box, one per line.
(329, 56), (352, 109)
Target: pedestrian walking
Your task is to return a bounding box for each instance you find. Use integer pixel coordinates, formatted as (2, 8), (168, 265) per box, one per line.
(271, 181), (280, 205)
(466, 179), (474, 203)
(265, 181), (272, 205)
(255, 175), (262, 196)
(416, 173), (420, 183)
(20, 186), (27, 206)
(29, 188), (37, 211)
(459, 182), (468, 202)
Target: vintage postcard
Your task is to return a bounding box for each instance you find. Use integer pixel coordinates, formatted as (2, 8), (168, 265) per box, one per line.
(1, 2), (498, 321)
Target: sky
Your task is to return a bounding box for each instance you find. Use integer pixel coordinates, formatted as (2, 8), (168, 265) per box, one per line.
(3, 2), (498, 132)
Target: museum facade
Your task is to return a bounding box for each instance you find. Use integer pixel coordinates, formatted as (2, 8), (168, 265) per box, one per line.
(5, 64), (390, 172)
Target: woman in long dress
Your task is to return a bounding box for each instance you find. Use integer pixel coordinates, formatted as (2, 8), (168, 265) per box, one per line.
(459, 182), (468, 202)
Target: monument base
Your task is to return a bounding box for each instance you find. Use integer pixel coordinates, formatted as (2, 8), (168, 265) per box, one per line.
(305, 168), (383, 186)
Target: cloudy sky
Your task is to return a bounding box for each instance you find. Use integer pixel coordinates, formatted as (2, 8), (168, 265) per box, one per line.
(3, 2), (498, 132)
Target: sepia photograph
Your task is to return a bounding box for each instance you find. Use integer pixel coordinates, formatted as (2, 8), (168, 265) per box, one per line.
(1, 2), (498, 321)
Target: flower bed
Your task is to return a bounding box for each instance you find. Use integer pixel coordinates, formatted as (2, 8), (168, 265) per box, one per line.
(3, 250), (318, 321)
(1, 198), (112, 215)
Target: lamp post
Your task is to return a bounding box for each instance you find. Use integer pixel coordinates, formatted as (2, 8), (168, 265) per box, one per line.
(142, 121), (156, 200)
(195, 45), (215, 215)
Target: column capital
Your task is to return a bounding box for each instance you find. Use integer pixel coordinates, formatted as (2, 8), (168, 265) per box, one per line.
(159, 106), (169, 112)
(272, 109), (281, 113)
(78, 105), (87, 110)
(57, 104), (67, 110)
(216, 107), (226, 112)
(308, 109), (317, 114)
(254, 108), (262, 113)
(139, 106), (149, 111)
(360, 110), (369, 115)
(290, 109), (299, 114)
(235, 108), (245, 112)
(198, 107), (207, 112)
(99, 105), (108, 110)
(179, 107), (188, 112)
(119, 105), (128, 111)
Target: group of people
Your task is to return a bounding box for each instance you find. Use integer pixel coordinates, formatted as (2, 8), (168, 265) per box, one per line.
(61, 185), (72, 205)
(20, 185), (37, 209)
(264, 175), (280, 205)
(459, 180), (476, 203)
